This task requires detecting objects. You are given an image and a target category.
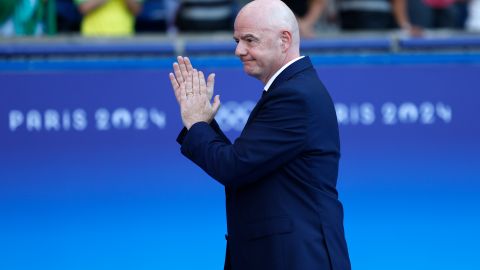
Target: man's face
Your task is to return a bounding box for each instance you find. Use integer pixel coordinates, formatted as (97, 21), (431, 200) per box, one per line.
(233, 16), (284, 84)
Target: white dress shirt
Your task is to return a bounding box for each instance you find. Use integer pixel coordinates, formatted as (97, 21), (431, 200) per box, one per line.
(264, 56), (305, 92)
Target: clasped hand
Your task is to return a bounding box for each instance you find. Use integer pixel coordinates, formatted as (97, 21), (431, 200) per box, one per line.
(169, 56), (221, 130)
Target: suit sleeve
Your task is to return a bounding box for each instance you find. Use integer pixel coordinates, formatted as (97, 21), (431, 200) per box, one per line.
(179, 87), (307, 190)
(177, 119), (231, 145)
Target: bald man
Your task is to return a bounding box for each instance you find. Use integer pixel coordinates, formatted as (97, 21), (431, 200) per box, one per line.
(169, 0), (351, 269)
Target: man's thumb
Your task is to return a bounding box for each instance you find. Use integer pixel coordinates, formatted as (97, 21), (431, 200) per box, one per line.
(212, 95), (221, 114)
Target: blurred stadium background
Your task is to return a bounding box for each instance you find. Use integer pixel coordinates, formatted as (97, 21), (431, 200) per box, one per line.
(1, 0), (480, 270)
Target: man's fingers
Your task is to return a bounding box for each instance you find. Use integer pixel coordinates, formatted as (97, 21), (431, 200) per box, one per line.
(184, 57), (194, 73)
(207, 73), (215, 99)
(169, 73), (181, 102)
(212, 95), (221, 115)
(199, 71), (207, 96)
(169, 72), (179, 89)
(177, 56), (189, 82)
(179, 79), (186, 103)
(185, 68), (193, 99)
(207, 73), (215, 88)
(173, 62), (183, 83)
(192, 69), (200, 96)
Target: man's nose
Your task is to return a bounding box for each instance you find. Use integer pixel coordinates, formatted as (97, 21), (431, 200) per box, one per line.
(235, 42), (246, 57)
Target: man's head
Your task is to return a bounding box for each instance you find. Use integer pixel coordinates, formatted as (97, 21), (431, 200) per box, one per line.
(234, 0), (300, 84)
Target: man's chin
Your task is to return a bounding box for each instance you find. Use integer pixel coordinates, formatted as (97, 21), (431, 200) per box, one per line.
(243, 68), (258, 78)
(243, 66), (258, 77)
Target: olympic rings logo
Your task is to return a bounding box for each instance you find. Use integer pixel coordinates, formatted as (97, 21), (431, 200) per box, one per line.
(215, 101), (256, 131)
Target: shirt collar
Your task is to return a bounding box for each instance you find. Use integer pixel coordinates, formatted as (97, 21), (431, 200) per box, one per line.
(264, 56), (304, 92)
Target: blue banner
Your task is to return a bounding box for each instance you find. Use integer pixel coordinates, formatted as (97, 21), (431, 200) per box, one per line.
(1, 56), (479, 270)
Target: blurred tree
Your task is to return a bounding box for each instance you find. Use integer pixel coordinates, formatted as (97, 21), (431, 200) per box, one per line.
(0, 0), (56, 36)
(0, 0), (17, 26)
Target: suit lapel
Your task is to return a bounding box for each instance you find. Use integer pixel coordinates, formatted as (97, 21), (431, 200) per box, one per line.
(243, 57), (313, 130)
(268, 56), (313, 91)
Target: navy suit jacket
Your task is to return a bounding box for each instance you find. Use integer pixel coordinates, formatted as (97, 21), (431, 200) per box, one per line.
(177, 57), (351, 270)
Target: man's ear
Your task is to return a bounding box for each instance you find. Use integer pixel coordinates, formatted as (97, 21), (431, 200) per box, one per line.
(280, 30), (292, 52)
